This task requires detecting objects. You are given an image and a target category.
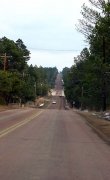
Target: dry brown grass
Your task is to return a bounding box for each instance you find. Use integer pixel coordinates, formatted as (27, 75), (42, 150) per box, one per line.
(0, 105), (12, 111)
(75, 110), (110, 142)
(35, 96), (52, 108)
(0, 97), (52, 111)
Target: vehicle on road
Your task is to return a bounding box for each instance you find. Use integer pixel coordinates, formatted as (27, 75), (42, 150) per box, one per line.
(52, 100), (56, 104)
(59, 94), (62, 97)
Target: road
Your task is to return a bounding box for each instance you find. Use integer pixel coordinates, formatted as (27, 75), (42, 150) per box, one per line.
(0, 73), (110, 180)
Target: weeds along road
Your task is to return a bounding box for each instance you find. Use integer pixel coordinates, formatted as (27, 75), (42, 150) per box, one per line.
(0, 74), (110, 180)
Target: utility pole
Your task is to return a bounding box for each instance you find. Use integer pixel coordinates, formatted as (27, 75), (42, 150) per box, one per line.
(81, 87), (83, 111)
(41, 83), (42, 96)
(34, 82), (36, 97)
(0, 53), (12, 71)
(34, 82), (36, 105)
(102, 0), (110, 111)
(102, 36), (106, 111)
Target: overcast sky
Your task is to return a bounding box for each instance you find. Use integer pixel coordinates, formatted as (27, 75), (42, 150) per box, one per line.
(0, 0), (90, 71)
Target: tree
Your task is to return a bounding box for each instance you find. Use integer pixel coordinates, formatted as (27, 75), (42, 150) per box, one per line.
(0, 37), (30, 72)
(76, 0), (110, 41)
(0, 36), (59, 105)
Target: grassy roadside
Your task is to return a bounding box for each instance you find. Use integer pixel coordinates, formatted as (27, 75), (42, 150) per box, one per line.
(0, 105), (12, 111)
(0, 96), (52, 111)
(74, 110), (110, 142)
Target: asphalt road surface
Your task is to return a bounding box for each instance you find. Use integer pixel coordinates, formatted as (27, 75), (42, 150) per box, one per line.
(0, 73), (110, 180)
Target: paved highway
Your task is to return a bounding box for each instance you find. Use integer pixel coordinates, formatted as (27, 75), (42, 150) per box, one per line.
(0, 73), (110, 180)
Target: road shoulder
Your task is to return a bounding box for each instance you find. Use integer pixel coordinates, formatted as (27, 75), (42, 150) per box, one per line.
(74, 109), (110, 143)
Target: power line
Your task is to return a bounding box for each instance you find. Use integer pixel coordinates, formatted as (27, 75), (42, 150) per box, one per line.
(27, 47), (83, 52)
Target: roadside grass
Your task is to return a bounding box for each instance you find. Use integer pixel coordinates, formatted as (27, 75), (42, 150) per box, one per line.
(34, 97), (51, 109)
(0, 96), (52, 111)
(75, 110), (110, 142)
(0, 105), (12, 111)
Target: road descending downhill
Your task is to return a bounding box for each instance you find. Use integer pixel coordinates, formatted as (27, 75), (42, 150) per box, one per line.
(0, 73), (110, 180)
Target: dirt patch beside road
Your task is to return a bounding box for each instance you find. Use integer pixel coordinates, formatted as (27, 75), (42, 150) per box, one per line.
(0, 96), (52, 111)
(75, 110), (110, 142)
(0, 105), (12, 111)
(35, 97), (51, 108)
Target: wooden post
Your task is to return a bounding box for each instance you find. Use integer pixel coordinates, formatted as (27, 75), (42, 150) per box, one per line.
(0, 53), (12, 71)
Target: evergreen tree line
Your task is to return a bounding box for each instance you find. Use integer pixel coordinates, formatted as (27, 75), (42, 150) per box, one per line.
(0, 37), (58, 104)
(62, 0), (110, 111)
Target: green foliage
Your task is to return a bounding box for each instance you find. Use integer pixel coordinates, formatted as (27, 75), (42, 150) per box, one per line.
(64, 0), (110, 111)
(0, 37), (58, 105)
(0, 71), (24, 104)
(0, 71), (12, 94)
(0, 37), (30, 72)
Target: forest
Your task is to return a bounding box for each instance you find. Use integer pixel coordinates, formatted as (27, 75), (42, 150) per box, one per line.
(0, 37), (58, 105)
(62, 0), (110, 111)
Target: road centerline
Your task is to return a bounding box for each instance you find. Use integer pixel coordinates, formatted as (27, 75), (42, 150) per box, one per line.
(0, 110), (44, 138)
